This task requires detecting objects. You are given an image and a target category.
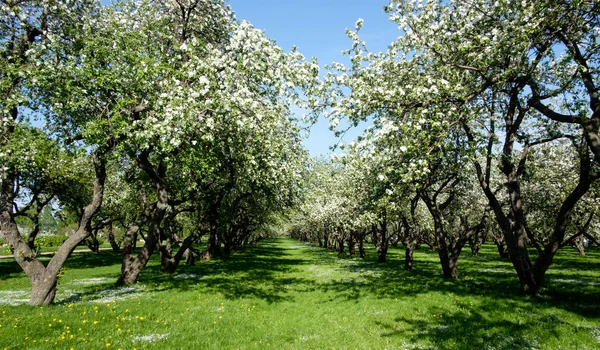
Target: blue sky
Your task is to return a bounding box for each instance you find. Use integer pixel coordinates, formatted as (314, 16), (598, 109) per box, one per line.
(228, 0), (399, 157)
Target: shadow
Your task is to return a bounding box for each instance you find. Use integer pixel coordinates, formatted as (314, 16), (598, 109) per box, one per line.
(374, 299), (565, 349)
(135, 241), (317, 304)
(303, 242), (599, 319)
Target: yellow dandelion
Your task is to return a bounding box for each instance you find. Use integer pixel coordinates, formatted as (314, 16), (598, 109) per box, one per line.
(48, 323), (52, 327)
(106, 343), (111, 347)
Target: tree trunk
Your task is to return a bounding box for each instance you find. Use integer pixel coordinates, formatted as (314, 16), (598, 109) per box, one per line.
(404, 246), (415, 270)
(118, 164), (169, 285)
(185, 247), (196, 265)
(85, 229), (100, 253)
(494, 237), (509, 259)
(107, 222), (120, 252)
(377, 213), (388, 263)
(348, 235), (356, 256)
(2, 154), (106, 305)
(207, 228), (221, 258)
(575, 236), (585, 256)
(423, 197), (454, 279)
(358, 234), (366, 258)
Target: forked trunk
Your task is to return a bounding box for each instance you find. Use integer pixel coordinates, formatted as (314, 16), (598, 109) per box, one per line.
(1, 154), (106, 305)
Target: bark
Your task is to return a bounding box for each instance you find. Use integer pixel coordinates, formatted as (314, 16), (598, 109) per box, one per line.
(85, 231), (100, 254)
(118, 155), (169, 285)
(107, 222), (120, 252)
(404, 246), (415, 270)
(494, 236), (510, 259)
(337, 236), (345, 254)
(184, 247), (196, 265)
(464, 97), (596, 295)
(575, 236), (585, 257)
(14, 154), (106, 305)
(206, 228), (221, 258)
(358, 234), (366, 258)
(376, 212), (388, 263)
(421, 193), (455, 278)
(348, 234), (356, 256)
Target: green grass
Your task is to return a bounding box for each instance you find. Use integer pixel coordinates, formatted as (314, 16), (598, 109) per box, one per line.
(0, 239), (599, 349)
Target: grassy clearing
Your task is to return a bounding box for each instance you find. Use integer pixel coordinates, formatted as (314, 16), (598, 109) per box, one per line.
(0, 238), (599, 349)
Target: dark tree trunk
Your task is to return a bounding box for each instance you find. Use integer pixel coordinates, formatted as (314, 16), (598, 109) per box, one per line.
(85, 229), (100, 254)
(404, 246), (415, 270)
(377, 212), (388, 263)
(207, 228), (221, 258)
(469, 230), (485, 256)
(464, 110), (595, 296)
(348, 235), (356, 256)
(494, 237), (509, 259)
(107, 222), (120, 252)
(185, 247), (196, 265)
(118, 156), (169, 285)
(358, 234), (366, 258)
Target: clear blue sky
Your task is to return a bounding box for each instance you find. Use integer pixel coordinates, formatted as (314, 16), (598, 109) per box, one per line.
(228, 0), (398, 157)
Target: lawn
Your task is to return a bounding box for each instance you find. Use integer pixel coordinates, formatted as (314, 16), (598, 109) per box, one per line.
(0, 238), (599, 349)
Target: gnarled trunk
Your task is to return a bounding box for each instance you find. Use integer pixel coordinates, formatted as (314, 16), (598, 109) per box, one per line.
(2, 154), (106, 305)
(118, 156), (169, 285)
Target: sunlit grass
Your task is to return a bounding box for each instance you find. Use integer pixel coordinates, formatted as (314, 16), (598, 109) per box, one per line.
(0, 238), (599, 349)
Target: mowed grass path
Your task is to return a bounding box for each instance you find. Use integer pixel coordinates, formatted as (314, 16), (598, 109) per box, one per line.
(0, 238), (599, 349)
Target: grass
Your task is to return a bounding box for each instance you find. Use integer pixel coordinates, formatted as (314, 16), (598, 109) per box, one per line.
(0, 238), (599, 349)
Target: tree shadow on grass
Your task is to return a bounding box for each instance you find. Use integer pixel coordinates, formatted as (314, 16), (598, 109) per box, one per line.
(136, 241), (316, 304)
(311, 243), (600, 320)
(375, 300), (567, 350)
